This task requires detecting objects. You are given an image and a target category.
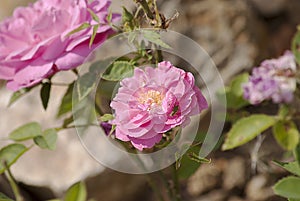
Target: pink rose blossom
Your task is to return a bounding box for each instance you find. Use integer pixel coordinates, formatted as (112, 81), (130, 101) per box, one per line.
(110, 61), (208, 150)
(243, 51), (296, 104)
(0, 0), (119, 91)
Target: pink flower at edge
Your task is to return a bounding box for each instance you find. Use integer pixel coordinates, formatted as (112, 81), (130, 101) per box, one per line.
(243, 51), (297, 105)
(0, 0), (120, 91)
(110, 61), (208, 151)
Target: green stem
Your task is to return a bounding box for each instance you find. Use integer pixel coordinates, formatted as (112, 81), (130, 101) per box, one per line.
(57, 124), (99, 131)
(50, 82), (71, 86)
(146, 175), (165, 201)
(157, 171), (173, 201)
(135, 0), (154, 20)
(171, 164), (181, 201)
(4, 164), (24, 201)
(155, 48), (163, 63)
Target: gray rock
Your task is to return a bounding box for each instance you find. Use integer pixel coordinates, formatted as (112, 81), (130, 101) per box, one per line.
(187, 160), (226, 196)
(228, 196), (246, 201)
(86, 169), (148, 201)
(223, 157), (246, 190)
(193, 190), (227, 201)
(249, 0), (288, 17)
(245, 174), (274, 201)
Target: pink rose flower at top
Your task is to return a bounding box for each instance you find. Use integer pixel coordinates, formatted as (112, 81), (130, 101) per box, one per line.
(0, 0), (119, 91)
(243, 51), (296, 105)
(110, 61), (208, 151)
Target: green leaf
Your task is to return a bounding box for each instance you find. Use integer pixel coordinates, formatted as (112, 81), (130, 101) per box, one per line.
(222, 114), (276, 150)
(66, 23), (91, 37)
(289, 199), (300, 201)
(9, 122), (42, 141)
(89, 59), (112, 74)
(273, 161), (300, 177)
(294, 143), (300, 167)
(188, 152), (211, 164)
(273, 176), (300, 199)
(278, 104), (290, 119)
(89, 25), (99, 48)
(0, 192), (13, 201)
(99, 114), (114, 122)
(273, 121), (299, 150)
(217, 73), (249, 109)
(8, 88), (32, 107)
(34, 129), (58, 150)
(141, 30), (171, 49)
(230, 73), (249, 96)
(76, 72), (96, 101)
(0, 144), (28, 174)
(64, 182), (87, 201)
(102, 61), (135, 81)
(62, 115), (74, 128)
(177, 146), (201, 180)
(40, 82), (51, 110)
(87, 8), (99, 23)
(106, 11), (112, 22)
(122, 7), (134, 22)
(57, 83), (75, 117)
(292, 30), (300, 66)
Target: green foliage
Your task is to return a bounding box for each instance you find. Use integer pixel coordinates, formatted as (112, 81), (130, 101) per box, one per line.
(66, 23), (91, 37)
(40, 82), (51, 110)
(89, 24), (99, 47)
(76, 72), (97, 101)
(102, 61), (135, 81)
(222, 114), (276, 150)
(294, 143), (300, 167)
(176, 145), (210, 180)
(274, 161), (300, 177)
(278, 104), (290, 120)
(0, 144), (28, 174)
(122, 7), (134, 23)
(176, 146), (200, 180)
(62, 115), (74, 128)
(8, 88), (32, 107)
(122, 7), (134, 30)
(99, 114), (114, 122)
(188, 152), (211, 164)
(0, 193), (13, 201)
(273, 176), (300, 199)
(64, 182), (87, 201)
(292, 29), (300, 66)
(57, 83), (75, 117)
(273, 121), (299, 151)
(141, 30), (171, 49)
(9, 122), (42, 141)
(217, 73), (249, 109)
(34, 129), (58, 150)
(87, 8), (100, 23)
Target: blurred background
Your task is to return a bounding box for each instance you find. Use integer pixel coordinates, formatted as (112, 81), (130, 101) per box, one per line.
(0, 0), (300, 200)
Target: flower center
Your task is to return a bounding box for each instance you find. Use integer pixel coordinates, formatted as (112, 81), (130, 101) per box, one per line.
(138, 89), (164, 111)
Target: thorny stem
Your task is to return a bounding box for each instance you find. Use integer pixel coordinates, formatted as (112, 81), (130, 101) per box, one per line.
(4, 163), (24, 201)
